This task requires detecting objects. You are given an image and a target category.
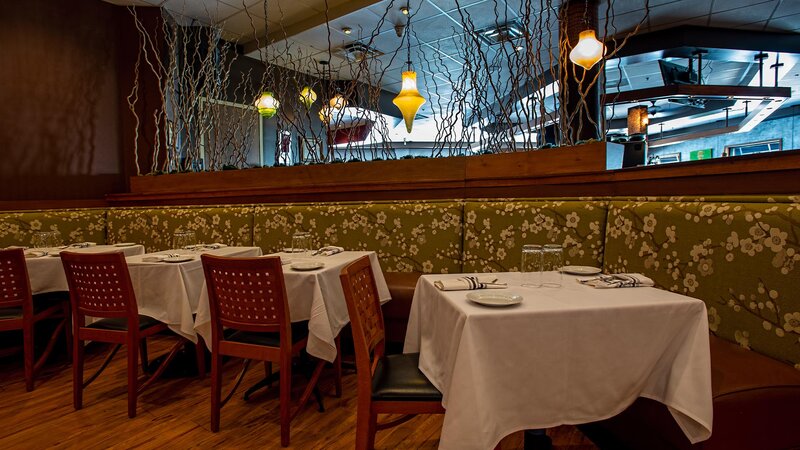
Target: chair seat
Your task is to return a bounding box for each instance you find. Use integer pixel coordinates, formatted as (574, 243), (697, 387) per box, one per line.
(0, 294), (65, 319)
(86, 315), (162, 331)
(226, 321), (309, 347)
(371, 353), (443, 402)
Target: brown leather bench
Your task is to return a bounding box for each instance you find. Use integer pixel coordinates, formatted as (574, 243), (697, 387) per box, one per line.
(578, 334), (800, 450)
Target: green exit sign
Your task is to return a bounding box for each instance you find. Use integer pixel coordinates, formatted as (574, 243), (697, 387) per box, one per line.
(690, 149), (713, 160)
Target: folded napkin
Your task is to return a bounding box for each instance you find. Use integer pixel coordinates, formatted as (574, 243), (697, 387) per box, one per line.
(68, 242), (96, 248)
(578, 273), (654, 289)
(24, 250), (47, 258)
(434, 276), (507, 291)
(312, 246), (344, 256)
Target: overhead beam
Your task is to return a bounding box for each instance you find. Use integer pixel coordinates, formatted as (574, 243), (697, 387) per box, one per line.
(242, 0), (383, 55)
(604, 85), (791, 105)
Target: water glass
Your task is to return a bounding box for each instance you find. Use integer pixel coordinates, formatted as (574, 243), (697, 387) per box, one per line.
(520, 244), (543, 287)
(291, 232), (311, 254)
(32, 232), (49, 249)
(48, 231), (63, 247)
(541, 244), (564, 287)
(173, 230), (196, 250)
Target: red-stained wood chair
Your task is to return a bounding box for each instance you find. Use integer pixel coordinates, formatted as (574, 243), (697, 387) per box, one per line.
(0, 248), (71, 391)
(339, 256), (445, 450)
(60, 251), (196, 418)
(201, 254), (327, 447)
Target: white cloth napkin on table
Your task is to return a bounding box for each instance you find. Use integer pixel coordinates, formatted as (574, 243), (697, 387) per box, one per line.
(313, 246), (344, 256)
(578, 273), (654, 288)
(434, 276), (507, 291)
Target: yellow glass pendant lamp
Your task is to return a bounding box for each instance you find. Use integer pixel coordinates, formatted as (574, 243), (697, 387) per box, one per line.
(299, 86), (317, 109)
(255, 91), (279, 118)
(569, 29), (605, 70)
(319, 94), (347, 123)
(393, 71), (426, 133)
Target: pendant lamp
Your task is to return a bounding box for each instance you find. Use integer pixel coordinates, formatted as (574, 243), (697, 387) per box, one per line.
(299, 87), (317, 109)
(255, 91), (279, 118)
(393, 71), (425, 133)
(569, 29), (605, 70)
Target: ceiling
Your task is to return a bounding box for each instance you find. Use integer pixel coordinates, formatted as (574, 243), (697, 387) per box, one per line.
(102, 0), (800, 139)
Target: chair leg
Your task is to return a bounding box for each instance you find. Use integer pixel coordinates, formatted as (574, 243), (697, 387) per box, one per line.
(73, 336), (84, 411)
(139, 340), (149, 373)
(195, 338), (206, 378)
(279, 355), (291, 447)
(334, 335), (342, 398)
(62, 302), (73, 355)
(356, 402), (377, 450)
(23, 323), (34, 392)
(367, 409), (377, 450)
(210, 352), (222, 432)
(127, 341), (138, 418)
(264, 361), (272, 388)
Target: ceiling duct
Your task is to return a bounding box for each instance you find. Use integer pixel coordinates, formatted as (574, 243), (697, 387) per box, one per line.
(336, 42), (384, 62)
(475, 20), (526, 46)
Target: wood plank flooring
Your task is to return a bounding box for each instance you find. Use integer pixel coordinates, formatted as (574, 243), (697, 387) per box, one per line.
(0, 336), (599, 449)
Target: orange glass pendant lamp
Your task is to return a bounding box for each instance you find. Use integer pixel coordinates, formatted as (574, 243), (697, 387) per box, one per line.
(393, 70), (426, 133)
(255, 91), (279, 118)
(569, 29), (605, 70)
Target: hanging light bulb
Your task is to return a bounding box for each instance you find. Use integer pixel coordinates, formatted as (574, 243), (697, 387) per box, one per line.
(393, 71), (425, 133)
(569, 29), (605, 70)
(255, 91), (279, 118)
(319, 94), (347, 124)
(329, 94), (347, 110)
(299, 86), (317, 109)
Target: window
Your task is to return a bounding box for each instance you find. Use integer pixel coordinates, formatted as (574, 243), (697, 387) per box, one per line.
(723, 139), (781, 157)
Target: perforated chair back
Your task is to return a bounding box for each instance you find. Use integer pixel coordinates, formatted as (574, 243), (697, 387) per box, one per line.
(340, 255), (385, 372)
(0, 248), (31, 310)
(201, 254), (291, 338)
(60, 251), (137, 319)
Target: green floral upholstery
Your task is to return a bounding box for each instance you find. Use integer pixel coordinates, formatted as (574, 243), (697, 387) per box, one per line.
(107, 206), (254, 252)
(604, 198), (800, 368)
(253, 201), (463, 273)
(462, 200), (608, 272)
(0, 209), (106, 247)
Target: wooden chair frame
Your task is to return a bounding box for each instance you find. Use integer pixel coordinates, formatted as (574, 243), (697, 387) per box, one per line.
(340, 256), (445, 450)
(0, 248), (71, 391)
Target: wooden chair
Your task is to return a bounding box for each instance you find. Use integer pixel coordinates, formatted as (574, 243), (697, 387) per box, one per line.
(60, 251), (196, 418)
(0, 248), (71, 391)
(201, 254), (327, 447)
(339, 256), (445, 450)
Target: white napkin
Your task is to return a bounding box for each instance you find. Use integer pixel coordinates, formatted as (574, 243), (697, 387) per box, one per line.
(434, 276), (507, 291)
(578, 273), (654, 289)
(24, 250), (47, 258)
(313, 246), (344, 256)
(185, 243), (227, 250)
(67, 242), (96, 248)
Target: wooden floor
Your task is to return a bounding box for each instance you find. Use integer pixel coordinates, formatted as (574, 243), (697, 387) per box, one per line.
(0, 336), (598, 449)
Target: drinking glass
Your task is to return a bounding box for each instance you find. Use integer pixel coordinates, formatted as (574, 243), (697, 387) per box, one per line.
(291, 232), (310, 254)
(173, 231), (196, 250)
(541, 244), (564, 287)
(47, 231), (63, 247)
(520, 244), (543, 287)
(32, 232), (49, 249)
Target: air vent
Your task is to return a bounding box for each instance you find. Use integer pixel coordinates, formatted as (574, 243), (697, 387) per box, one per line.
(475, 20), (526, 45)
(336, 42), (384, 62)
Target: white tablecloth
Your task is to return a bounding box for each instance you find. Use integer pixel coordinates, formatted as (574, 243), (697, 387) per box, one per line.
(194, 251), (391, 362)
(404, 272), (712, 450)
(126, 246), (262, 341)
(25, 244), (146, 294)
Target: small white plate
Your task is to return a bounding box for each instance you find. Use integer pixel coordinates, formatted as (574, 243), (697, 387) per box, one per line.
(114, 242), (138, 247)
(282, 248), (306, 253)
(466, 292), (523, 307)
(561, 265), (602, 276)
(162, 256), (194, 263)
(290, 261), (324, 271)
(48, 251), (63, 257)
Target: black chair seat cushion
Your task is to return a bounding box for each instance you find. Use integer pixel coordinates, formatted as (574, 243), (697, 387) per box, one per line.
(0, 293), (68, 319)
(86, 315), (162, 331)
(371, 353), (443, 402)
(226, 321), (310, 347)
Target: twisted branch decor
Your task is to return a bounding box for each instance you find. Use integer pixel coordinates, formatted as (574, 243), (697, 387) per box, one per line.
(124, 0), (650, 175)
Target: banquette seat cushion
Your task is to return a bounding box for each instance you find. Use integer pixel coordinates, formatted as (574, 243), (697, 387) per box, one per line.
(0, 208), (106, 248)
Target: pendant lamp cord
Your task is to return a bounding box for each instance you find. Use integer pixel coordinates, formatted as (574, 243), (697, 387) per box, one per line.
(406, 2), (412, 71)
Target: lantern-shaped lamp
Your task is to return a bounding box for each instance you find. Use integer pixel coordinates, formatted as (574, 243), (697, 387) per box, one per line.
(392, 71), (426, 133)
(299, 87), (317, 109)
(255, 91), (279, 118)
(569, 29), (605, 70)
(627, 105), (649, 135)
(319, 94), (348, 123)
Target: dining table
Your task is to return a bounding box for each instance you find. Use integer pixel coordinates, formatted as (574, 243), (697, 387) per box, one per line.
(404, 272), (713, 450)
(23, 243), (146, 294)
(194, 250), (391, 362)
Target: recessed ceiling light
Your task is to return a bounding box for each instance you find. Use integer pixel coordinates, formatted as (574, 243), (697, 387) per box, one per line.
(400, 6), (410, 15)
(342, 27), (352, 35)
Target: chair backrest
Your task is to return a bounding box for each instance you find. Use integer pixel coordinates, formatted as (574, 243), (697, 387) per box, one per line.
(340, 255), (385, 375)
(60, 251), (137, 320)
(201, 254), (291, 341)
(0, 248), (32, 311)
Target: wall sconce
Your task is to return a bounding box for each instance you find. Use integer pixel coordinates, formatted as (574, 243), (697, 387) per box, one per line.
(627, 105), (649, 135)
(255, 91), (279, 118)
(569, 29), (605, 70)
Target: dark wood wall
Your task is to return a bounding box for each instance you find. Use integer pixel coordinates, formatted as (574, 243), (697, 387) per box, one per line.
(0, 0), (159, 204)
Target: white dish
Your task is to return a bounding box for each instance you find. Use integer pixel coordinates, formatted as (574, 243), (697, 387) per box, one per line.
(114, 242), (138, 247)
(466, 292), (523, 307)
(48, 251), (63, 257)
(162, 256), (194, 263)
(560, 265), (602, 275)
(290, 261), (324, 271)
(282, 248), (306, 253)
